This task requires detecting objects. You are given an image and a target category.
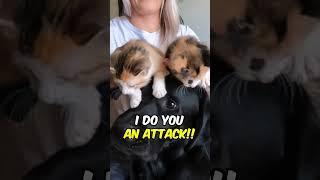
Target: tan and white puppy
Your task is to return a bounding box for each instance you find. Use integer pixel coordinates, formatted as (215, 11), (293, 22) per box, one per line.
(213, 0), (320, 121)
(213, 0), (320, 83)
(165, 36), (210, 89)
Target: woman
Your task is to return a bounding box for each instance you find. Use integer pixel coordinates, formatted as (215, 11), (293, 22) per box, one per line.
(110, 0), (200, 125)
(110, 0), (198, 54)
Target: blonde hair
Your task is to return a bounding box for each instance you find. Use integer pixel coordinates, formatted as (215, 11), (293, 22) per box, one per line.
(121, 0), (180, 50)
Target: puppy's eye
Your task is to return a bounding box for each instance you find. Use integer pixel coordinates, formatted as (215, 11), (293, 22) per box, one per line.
(166, 99), (177, 109)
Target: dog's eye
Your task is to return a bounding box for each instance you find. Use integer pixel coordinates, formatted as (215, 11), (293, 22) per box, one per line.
(166, 99), (177, 109)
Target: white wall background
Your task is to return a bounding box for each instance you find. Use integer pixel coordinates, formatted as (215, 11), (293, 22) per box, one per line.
(178, 0), (210, 44)
(110, 0), (210, 44)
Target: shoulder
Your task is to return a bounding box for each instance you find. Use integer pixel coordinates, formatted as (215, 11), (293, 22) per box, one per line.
(110, 16), (127, 30)
(110, 16), (129, 54)
(177, 24), (199, 40)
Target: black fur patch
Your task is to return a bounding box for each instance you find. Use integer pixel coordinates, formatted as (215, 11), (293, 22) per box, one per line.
(185, 36), (198, 45)
(165, 40), (178, 58)
(15, 0), (46, 54)
(197, 43), (210, 67)
(273, 19), (288, 43)
(300, 0), (320, 18)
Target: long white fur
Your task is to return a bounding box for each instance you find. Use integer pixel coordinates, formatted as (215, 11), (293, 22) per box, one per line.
(15, 53), (101, 147)
(13, 30), (107, 147)
(286, 23), (320, 83)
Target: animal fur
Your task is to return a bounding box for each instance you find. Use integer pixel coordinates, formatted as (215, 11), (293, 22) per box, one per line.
(2, 0), (108, 147)
(110, 39), (168, 108)
(213, 0), (320, 122)
(165, 36), (210, 89)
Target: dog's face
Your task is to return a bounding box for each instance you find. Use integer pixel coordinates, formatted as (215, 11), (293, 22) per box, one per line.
(213, 0), (308, 83)
(165, 36), (210, 88)
(111, 75), (209, 161)
(110, 40), (153, 93)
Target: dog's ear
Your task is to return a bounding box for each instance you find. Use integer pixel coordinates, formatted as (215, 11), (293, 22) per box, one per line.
(110, 47), (123, 67)
(185, 89), (210, 151)
(197, 42), (210, 67)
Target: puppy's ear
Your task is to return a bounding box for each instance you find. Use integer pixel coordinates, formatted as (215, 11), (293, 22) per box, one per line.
(185, 89), (210, 151)
(110, 47), (123, 66)
(197, 42), (210, 67)
(163, 58), (169, 65)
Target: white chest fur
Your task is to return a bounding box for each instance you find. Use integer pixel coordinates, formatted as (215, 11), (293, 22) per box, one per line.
(15, 54), (101, 147)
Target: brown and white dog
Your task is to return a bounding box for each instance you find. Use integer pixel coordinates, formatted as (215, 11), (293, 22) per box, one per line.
(110, 39), (168, 108)
(165, 36), (210, 89)
(213, 0), (320, 83)
(213, 0), (320, 124)
(0, 0), (107, 147)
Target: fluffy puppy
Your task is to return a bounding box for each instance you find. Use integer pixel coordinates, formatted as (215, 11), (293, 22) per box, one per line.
(213, 0), (320, 83)
(165, 36), (210, 89)
(110, 39), (168, 108)
(213, 0), (320, 117)
(213, 0), (320, 113)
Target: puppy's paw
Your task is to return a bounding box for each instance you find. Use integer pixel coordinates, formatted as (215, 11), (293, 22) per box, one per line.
(65, 110), (100, 147)
(38, 78), (68, 104)
(152, 81), (167, 98)
(153, 87), (167, 98)
(130, 96), (141, 108)
(65, 94), (101, 147)
(200, 69), (210, 88)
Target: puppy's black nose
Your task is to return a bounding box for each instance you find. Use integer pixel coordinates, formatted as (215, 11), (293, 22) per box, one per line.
(249, 58), (265, 71)
(188, 80), (193, 84)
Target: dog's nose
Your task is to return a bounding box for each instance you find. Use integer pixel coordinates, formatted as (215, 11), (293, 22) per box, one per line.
(249, 58), (265, 71)
(188, 80), (193, 84)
